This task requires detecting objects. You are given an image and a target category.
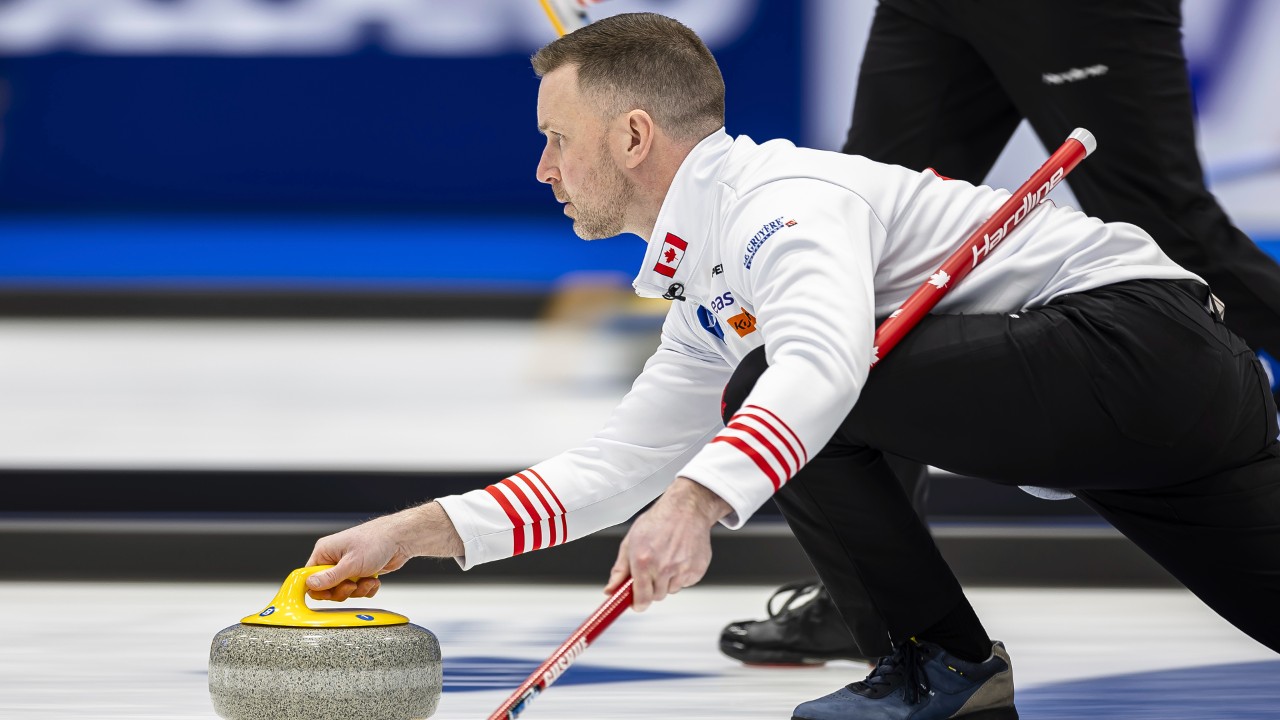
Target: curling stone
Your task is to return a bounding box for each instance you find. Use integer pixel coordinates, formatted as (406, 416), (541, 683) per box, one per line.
(208, 566), (442, 720)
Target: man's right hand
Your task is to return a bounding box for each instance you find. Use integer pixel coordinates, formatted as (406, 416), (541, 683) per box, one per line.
(304, 501), (464, 601)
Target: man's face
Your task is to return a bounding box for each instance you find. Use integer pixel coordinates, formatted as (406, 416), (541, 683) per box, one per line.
(536, 66), (634, 240)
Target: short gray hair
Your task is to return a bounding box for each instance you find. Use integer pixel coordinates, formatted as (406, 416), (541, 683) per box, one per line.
(531, 12), (725, 142)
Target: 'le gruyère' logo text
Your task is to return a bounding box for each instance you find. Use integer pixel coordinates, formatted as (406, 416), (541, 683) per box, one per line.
(743, 218), (797, 270)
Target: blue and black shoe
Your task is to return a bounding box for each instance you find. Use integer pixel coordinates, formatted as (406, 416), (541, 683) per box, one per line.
(792, 638), (1017, 720)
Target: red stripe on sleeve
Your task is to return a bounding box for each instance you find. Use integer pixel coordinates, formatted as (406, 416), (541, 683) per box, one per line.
(500, 478), (543, 551)
(712, 436), (782, 491)
(735, 410), (800, 471)
(727, 421), (792, 477)
(484, 485), (526, 556)
(528, 469), (569, 547)
(528, 469), (565, 511)
(744, 405), (808, 462)
(517, 472), (558, 548)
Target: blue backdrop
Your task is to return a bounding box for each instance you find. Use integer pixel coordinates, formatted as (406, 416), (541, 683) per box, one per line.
(0, 10), (803, 214)
(0, 1), (802, 287)
(0, 0), (1275, 289)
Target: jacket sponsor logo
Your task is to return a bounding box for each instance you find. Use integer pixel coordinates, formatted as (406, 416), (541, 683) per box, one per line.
(709, 291), (735, 313)
(726, 308), (757, 337)
(711, 264), (724, 276)
(697, 306), (725, 341)
(743, 217), (795, 269)
(654, 233), (688, 278)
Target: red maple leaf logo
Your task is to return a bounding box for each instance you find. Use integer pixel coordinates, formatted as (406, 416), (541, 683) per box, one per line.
(664, 248), (678, 264)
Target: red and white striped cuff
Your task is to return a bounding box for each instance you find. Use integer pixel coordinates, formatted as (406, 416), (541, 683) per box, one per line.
(482, 469), (568, 556)
(711, 404), (808, 490)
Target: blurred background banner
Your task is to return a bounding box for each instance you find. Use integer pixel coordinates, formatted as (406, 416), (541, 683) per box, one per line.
(0, 0), (785, 215)
(0, 0), (1276, 292)
(0, 0), (800, 291)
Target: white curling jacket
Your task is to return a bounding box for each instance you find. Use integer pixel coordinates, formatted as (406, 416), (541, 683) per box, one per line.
(436, 129), (1202, 568)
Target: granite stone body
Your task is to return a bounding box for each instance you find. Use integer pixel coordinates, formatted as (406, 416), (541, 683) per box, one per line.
(208, 623), (442, 720)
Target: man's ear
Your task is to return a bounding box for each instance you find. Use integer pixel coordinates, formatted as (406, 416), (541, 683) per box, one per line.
(620, 109), (656, 170)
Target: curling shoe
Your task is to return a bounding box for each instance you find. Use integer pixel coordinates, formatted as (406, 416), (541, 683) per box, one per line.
(719, 581), (872, 666)
(792, 639), (1017, 720)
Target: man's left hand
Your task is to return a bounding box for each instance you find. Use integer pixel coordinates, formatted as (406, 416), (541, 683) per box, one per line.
(605, 477), (732, 611)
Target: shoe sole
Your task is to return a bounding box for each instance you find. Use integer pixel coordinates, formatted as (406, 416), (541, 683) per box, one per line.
(720, 639), (872, 667)
(792, 706), (1018, 720)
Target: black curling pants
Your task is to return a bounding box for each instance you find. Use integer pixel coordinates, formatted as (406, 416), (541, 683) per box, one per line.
(845, 0), (1280, 360)
(722, 280), (1280, 656)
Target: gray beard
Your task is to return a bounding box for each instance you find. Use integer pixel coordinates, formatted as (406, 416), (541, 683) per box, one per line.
(570, 158), (634, 240)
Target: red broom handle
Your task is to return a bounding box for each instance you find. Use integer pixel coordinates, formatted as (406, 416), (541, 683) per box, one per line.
(872, 128), (1095, 365)
(486, 579), (635, 720)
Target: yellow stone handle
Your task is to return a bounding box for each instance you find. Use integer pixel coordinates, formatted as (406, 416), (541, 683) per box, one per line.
(240, 566), (409, 628)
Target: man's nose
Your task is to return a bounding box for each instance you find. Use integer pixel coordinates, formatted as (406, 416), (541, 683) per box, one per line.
(536, 146), (560, 185)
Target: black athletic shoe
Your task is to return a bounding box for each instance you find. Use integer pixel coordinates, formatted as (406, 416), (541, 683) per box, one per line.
(719, 580), (873, 666)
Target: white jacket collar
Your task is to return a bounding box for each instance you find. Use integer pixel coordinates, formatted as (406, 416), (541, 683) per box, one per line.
(633, 128), (734, 302)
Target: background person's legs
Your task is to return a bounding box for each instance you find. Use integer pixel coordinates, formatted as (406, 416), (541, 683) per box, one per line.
(843, 1), (1017, 180)
(954, 0), (1280, 359)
